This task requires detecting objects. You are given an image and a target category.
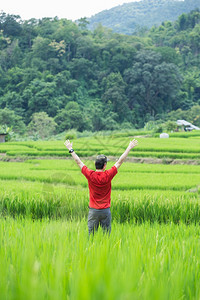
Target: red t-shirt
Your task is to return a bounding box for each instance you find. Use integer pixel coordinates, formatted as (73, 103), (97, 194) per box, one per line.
(81, 165), (118, 209)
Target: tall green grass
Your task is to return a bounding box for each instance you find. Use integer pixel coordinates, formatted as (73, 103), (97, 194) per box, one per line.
(0, 188), (199, 224)
(0, 219), (200, 300)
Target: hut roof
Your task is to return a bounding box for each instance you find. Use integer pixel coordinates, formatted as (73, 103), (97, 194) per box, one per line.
(177, 120), (200, 130)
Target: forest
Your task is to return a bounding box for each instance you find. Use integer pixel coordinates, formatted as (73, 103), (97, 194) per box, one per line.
(88, 0), (200, 34)
(0, 8), (200, 138)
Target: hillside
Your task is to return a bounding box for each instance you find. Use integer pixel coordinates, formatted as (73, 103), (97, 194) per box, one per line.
(87, 0), (200, 34)
(0, 9), (200, 138)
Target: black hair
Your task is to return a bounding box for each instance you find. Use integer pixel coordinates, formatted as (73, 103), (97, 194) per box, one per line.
(95, 160), (106, 170)
(95, 155), (107, 170)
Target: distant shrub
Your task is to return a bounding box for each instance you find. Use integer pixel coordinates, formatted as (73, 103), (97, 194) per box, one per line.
(164, 121), (177, 132)
(65, 129), (77, 140)
(27, 112), (57, 140)
(153, 125), (163, 133)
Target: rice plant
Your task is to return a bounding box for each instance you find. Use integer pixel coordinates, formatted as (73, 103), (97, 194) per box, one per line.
(1, 136), (200, 159)
(0, 219), (200, 300)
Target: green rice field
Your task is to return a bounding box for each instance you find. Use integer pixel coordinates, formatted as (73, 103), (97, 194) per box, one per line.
(0, 133), (200, 159)
(1, 219), (200, 300)
(0, 135), (200, 299)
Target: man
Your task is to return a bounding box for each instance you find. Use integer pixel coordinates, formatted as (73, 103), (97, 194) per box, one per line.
(64, 138), (138, 234)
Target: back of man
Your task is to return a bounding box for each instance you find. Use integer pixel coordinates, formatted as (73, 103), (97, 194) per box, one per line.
(82, 165), (117, 209)
(82, 165), (117, 235)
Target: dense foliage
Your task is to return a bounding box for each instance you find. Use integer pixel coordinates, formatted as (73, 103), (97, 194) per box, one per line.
(0, 8), (200, 136)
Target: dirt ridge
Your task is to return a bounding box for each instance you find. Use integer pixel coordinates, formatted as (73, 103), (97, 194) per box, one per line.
(0, 154), (199, 165)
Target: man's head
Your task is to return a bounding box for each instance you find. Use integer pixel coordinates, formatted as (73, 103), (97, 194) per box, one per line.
(95, 154), (107, 170)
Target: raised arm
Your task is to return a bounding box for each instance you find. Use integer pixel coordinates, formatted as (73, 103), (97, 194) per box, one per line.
(64, 139), (84, 170)
(114, 139), (138, 170)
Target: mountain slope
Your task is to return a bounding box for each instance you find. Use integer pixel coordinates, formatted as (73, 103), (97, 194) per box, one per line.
(87, 0), (200, 34)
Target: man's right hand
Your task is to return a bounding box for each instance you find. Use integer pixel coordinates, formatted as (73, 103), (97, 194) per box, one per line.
(114, 139), (138, 170)
(128, 139), (138, 150)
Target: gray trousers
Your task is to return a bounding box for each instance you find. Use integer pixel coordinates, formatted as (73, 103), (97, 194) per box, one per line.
(88, 207), (111, 235)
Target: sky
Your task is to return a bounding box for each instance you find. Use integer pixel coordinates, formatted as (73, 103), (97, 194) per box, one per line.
(0, 0), (141, 21)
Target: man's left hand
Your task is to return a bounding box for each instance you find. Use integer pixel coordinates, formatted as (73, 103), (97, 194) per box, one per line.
(64, 139), (73, 150)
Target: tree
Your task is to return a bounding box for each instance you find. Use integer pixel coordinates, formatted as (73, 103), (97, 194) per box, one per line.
(0, 108), (26, 134)
(0, 40), (22, 71)
(164, 120), (177, 132)
(167, 108), (188, 122)
(101, 72), (131, 123)
(68, 58), (96, 81)
(0, 12), (22, 37)
(27, 112), (57, 139)
(51, 18), (80, 61)
(32, 36), (53, 61)
(0, 91), (24, 116)
(87, 100), (120, 131)
(182, 69), (200, 104)
(76, 36), (96, 60)
(0, 30), (11, 50)
(189, 105), (200, 126)
(54, 101), (91, 132)
(189, 24), (200, 55)
(154, 47), (180, 64)
(124, 50), (182, 124)
(77, 17), (90, 32)
(26, 79), (61, 118)
(20, 19), (38, 49)
(177, 13), (188, 31)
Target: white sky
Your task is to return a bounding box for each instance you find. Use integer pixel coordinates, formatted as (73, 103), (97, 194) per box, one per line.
(0, 0), (141, 21)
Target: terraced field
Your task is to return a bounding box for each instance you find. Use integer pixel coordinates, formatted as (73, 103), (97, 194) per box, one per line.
(0, 133), (200, 159)
(0, 134), (200, 299)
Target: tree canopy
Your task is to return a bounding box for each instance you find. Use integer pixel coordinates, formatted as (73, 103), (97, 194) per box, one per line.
(0, 8), (200, 136)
